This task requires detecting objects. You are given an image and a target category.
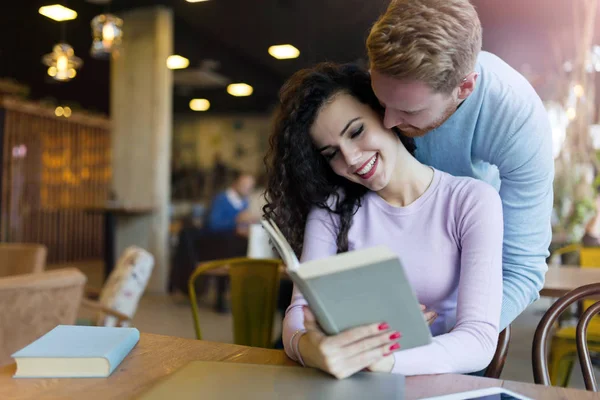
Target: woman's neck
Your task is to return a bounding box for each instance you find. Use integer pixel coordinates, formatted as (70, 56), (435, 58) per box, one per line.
(376, 145), (434, 207)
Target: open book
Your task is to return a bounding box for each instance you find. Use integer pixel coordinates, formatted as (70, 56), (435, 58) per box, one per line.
(261, 219), (432, 351)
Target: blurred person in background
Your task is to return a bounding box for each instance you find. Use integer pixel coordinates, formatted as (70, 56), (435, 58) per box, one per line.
(236, 173), (268, 236)
(205, 172), (255, 233)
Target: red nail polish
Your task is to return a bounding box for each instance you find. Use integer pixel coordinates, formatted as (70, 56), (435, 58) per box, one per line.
(378, 323), (389, 331)
(389, 332), (401, 340)
(389, 343), (400, 351)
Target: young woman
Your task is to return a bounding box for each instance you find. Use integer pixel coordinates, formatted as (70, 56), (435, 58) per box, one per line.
(263, 63), (503, 379)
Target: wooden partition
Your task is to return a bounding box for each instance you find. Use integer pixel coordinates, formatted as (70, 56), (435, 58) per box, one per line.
(0, 97), (111, 263)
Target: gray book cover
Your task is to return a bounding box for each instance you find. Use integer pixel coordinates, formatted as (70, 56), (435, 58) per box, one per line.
(290, 253), (432, 351)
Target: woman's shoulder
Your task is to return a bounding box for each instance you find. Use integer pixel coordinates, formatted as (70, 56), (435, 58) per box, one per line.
(307, 193), (341, 221)
(436, 170), (502, 210)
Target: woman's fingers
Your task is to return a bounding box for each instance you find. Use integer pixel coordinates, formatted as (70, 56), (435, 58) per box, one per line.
(424, 310), (438, 325)
(326, 320), (391, 348)
(328, 341), (397, 379)
(340, 330), (401, 359)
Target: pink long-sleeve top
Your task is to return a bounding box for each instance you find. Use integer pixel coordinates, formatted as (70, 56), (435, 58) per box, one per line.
(283, 169), (504, 375)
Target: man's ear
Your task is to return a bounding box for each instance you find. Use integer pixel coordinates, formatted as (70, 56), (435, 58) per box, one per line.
(457, 72), (479, 100)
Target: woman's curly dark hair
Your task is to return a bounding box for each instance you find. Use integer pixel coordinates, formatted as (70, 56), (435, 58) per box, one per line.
(263, 62), (415, 257)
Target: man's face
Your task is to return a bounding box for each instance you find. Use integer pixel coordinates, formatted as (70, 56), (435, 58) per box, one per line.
(235, 175), (255, 197)
(370, 69), (461, 138)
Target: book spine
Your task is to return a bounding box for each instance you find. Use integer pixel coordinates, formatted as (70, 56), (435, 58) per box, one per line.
(289, 271), (339, 335)
(105, 329), (140, 375)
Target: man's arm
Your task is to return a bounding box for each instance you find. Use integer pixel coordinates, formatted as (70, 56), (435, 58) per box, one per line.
(492, 101), (554, 330)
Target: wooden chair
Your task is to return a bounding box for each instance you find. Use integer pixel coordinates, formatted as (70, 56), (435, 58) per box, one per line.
(0, 268), (85, 366)
(533, 283), (600, 392)
(483, 325), (511, 378)
(0, 243), (47, 277)
(188, 257), (281, 348)
(546, 245), (600, 386)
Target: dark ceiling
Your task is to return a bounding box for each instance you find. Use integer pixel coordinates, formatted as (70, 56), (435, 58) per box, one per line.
(2, 0), (599, 116)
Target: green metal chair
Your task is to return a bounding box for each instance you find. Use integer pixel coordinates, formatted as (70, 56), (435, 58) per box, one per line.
(188, 257), (282, 348)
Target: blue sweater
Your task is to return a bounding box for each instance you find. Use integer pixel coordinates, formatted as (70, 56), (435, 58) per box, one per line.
(414, 51), (554, 330)
(205, 192), (248, 232)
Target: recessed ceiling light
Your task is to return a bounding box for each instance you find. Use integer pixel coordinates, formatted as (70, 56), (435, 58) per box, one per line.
(227, 83), (253, 97)
(166, 55), (189, 70)
(186, 0), (210, 2)
(268, 44), (300, 60)
(189, 99), (210, 111)
(39, 5), (78, 21)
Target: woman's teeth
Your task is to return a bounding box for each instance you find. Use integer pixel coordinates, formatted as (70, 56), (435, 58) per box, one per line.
(357, 154), (377, 176)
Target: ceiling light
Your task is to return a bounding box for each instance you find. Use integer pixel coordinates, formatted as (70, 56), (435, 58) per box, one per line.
(268, 44), (300, 60)
(186, 0), (210, 2)
(227, 83), (253, 97)
(42, 43), (83, 82)
(55, 106), (64, 117)
(63, 106), (72, 118)
(39, 5), (78, 21)
(189, 99), (210, 111)
(166, 55), (189, 70)
(90, 14), (124, 59)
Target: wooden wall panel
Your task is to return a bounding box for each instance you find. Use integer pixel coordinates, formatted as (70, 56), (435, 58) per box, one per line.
(0, 99), (111, 264)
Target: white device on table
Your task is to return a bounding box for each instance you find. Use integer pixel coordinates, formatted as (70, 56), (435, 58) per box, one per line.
(421, 386), (533, 400)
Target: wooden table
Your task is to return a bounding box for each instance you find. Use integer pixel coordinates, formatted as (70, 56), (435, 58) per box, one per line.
(0, 333), (595, 399)
(541, 265), (600, 297)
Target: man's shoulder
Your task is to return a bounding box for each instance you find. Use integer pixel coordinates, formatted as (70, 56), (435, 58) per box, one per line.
(477, 51), (541, 109)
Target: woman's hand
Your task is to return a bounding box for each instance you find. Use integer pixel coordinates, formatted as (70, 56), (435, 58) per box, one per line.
(368, 305), (436, 373)
(298, 306), (401, 379)
(421, 304), (438, 326)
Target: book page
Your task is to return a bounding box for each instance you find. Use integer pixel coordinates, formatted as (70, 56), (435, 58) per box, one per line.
(260, 219), (300, 271)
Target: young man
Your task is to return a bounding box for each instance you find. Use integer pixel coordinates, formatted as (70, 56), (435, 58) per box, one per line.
(367, 0), (553, 330)
(205, 172), (255, 232)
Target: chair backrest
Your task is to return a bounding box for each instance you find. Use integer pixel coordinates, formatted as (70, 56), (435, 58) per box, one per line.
(0, 243), (47, 277)
(97, 246), (154, 327)
(532, 283), (600, 391)
(483, 325), (511, 378)
(0, 268), (86, 366)
(169, 227), (247, 295)
(189, 257), (281, 348)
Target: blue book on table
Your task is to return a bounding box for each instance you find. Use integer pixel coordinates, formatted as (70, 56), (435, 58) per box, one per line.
(11, 325), (140, 378)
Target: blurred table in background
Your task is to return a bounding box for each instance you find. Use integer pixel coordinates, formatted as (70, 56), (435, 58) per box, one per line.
(541, 264), (600, 297)
(83, 205), (155, 281)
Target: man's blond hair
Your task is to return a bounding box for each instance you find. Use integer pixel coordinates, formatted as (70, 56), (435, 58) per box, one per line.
(367, 0), (482, 93)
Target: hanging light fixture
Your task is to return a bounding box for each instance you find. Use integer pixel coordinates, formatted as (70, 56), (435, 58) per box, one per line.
(90, 13), (123, 59)
(42, 43), (83, 82)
